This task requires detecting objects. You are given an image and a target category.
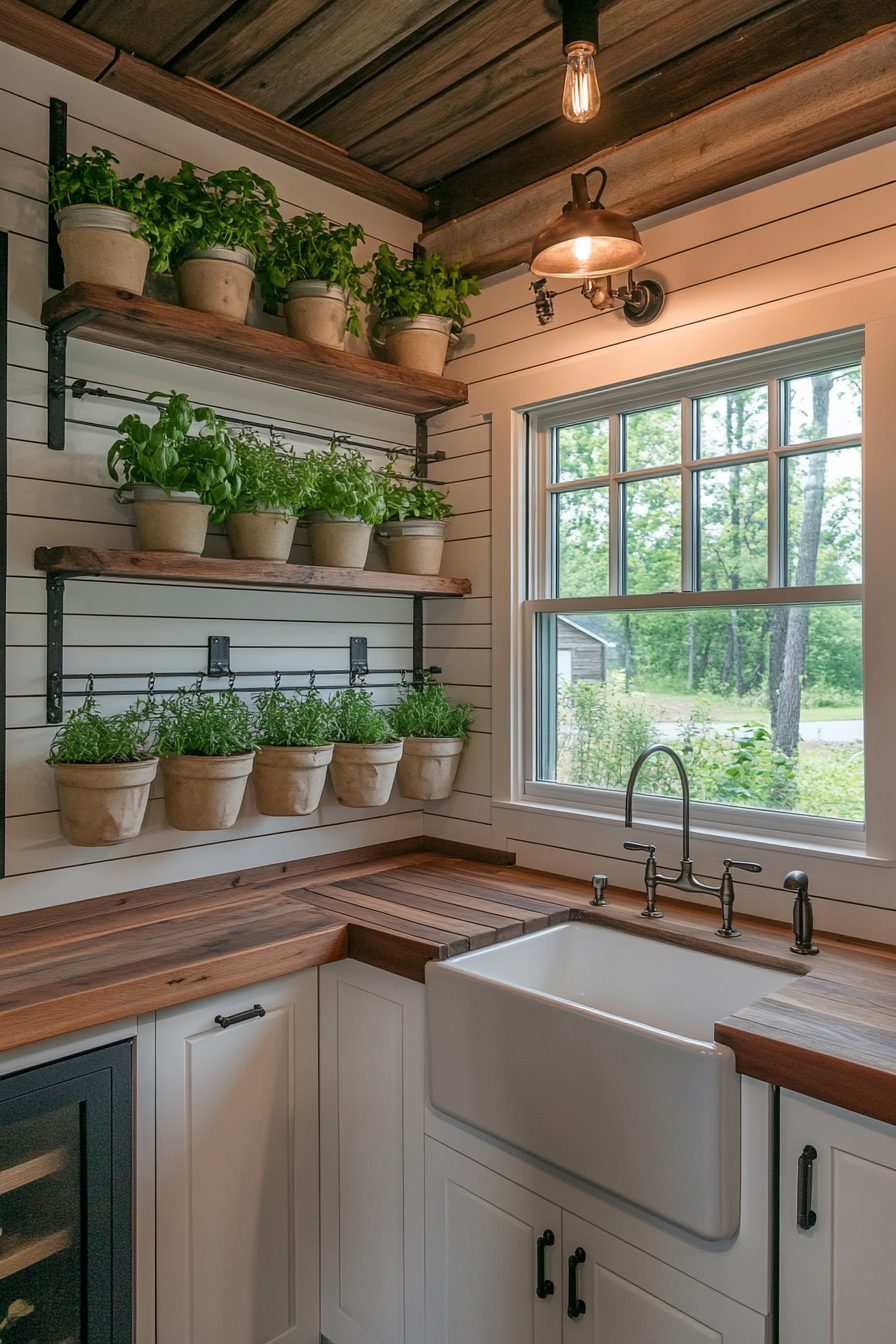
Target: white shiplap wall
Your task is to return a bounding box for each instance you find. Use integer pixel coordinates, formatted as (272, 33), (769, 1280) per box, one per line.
(0, 40), (477, 916)
(426, 127), (896, 941)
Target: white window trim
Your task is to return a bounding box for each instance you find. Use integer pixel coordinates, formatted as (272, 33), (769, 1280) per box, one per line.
(484, 278), (896, 898)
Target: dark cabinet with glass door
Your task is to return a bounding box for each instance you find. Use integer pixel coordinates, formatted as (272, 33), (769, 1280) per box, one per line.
(0, 1042), (132, 1344)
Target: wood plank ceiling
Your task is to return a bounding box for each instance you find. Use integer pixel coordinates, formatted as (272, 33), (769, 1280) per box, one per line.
(21, 0), (896, 230)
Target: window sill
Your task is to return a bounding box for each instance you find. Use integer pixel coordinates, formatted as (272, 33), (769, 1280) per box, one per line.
(495, 791), (891, 867)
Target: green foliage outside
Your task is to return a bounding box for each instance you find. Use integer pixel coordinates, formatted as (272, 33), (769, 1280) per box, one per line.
(254, 689), (334, 747)
(328, 689), (397, 744)
(108, 391), (241, 521)
(301, 440), (386, 524)
(229, 430), (310, 516)
(258, 212), (370, 336)
(47, 697), (152, 765)
(369, 245), (479, 333)
(153, 689), (256, 757)
(389, 680), (473, 743)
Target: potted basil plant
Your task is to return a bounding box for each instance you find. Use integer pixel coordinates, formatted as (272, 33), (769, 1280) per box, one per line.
(47, 697), (156, 845)
(48, 146), (156, 294)
(226, 430), (310, 562)
(378, 468), (452, 575)
(388, 679), (472, 800)
(301, 440), (386, 569)
(368, 245), (480, 376)
(252, 688), (334, 815)
(327, 688), (403, 808)
(153, 689), (255, 830)
(259, 212), (370, 349)
(155, 162), (281, 322)
(108, 391), (241, 555)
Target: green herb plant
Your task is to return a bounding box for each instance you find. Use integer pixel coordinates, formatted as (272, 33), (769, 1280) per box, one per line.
(152, 689), (255, 757)
(0, 1300), (34, 1343)
(254, 688), (334, 747)
(47, 697), (153, 765)
(368, 245), (479, 334)
(148, 162), (281, 273)
(49, 147), (148, 218)
(389, 679), (473, 743)
(382, 466), (452, 522)
(302, 440), (386, 524)
(108, 391), (241, 521)
(329, 688), (397, 744)
(258, 213), (370, 337)
(230, 430), (310, 516)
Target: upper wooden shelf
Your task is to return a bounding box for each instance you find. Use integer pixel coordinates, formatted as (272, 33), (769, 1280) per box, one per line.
(41, 284), (469, 418)
(34, 547), (472, 598)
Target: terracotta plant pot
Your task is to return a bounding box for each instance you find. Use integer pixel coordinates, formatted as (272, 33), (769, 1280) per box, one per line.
(227, 509), (297, 562)
(377, 519), (446, 576)
(56, 203), (150, 293)
(175, 245), (255, 322)
(381, 314), (453, 376)
(53, 756), (158, 846)
(131, 483), (211, 555)
(396, 736), (464, 800)
(160, 753), (255, 830)
(306, 512), (372, 569)
(329, 740), (404, 808)
(285, 281), (348, 349)
(253, 743), (334, 816)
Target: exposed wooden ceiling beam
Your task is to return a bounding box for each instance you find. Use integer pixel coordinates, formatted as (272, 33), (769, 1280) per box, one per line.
(424, 0), (895, 222)
(0, 0), (425, 219)
(420, 23), (896, 276)
(69, 0), (237, 67)
(171, 0), (329, 86)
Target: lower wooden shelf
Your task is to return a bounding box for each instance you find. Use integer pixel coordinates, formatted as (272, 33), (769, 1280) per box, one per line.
(34, 547), (472, 598)
(0, 1229), (72, 1280)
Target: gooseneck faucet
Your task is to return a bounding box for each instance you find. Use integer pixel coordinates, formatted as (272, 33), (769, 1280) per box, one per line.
(623, 744), (762, 937)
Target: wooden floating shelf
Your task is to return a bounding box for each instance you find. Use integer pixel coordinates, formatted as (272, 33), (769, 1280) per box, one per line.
(0, 1147), (67, 1196)
(41, 284), (469, 418)
(34, 547), (472, 598)
(0, 1228), (72, 1281)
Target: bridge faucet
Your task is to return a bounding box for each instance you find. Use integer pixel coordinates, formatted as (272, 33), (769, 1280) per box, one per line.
(623, 744), (762, 937)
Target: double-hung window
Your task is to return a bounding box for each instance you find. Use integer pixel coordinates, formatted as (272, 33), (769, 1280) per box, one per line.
(527, 331), (864, 836)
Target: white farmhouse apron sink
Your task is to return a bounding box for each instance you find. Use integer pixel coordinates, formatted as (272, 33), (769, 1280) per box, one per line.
(426, 921), (799, 1241)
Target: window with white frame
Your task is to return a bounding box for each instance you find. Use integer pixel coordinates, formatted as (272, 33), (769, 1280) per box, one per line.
(528, 331), (863, 830)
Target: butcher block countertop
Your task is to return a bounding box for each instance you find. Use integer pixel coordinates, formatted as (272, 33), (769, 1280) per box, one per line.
(2, 842), (895, 1126)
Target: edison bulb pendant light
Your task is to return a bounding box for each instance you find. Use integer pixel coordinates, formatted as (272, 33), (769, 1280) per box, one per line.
(563, 41), (600, 123)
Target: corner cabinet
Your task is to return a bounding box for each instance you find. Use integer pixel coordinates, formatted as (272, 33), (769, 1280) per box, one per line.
(318, 960), (426, 1344)
(154, 971), (320, 1344)
(779, 1090), (896, 1343)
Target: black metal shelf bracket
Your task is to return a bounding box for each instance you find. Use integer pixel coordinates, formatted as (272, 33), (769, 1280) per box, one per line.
(47, 311), (100, 452)
(48, 97), (67, 293)
(46, 572), (65, 723)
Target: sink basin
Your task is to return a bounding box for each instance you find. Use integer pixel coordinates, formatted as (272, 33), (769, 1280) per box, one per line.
(426, 921), (800, 1240)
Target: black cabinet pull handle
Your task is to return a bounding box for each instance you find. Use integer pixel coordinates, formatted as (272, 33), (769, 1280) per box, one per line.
(797, 1145), (818, 1229)
(536, 1229), (554, 1299)
(567, 1247), (586, 1319)
(215, 1003), (266, 1029)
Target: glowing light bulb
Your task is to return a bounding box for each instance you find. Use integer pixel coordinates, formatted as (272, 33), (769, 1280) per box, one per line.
(573, 235), (592, 262)
(562, 42), (600, 124)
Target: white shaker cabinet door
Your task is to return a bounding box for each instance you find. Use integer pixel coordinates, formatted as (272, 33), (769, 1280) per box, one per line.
(561, 1212), (767, 1344)
(319, 959), (425, 1344)
(780, 1089), (896, 1344)
(155, 970), (320, 1344)
(425, 1138), (563, 1344)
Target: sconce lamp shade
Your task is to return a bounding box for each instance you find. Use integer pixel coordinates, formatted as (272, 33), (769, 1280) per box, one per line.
(530, 169), (645, 278)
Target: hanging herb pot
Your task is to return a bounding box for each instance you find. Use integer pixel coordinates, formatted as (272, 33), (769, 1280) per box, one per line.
(388, 680), (473, 800)
(327, 689), (403, 807)
(252, 689), (335, 815)
(154, 690), (256, 830)
(47, 698), (157, 845)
